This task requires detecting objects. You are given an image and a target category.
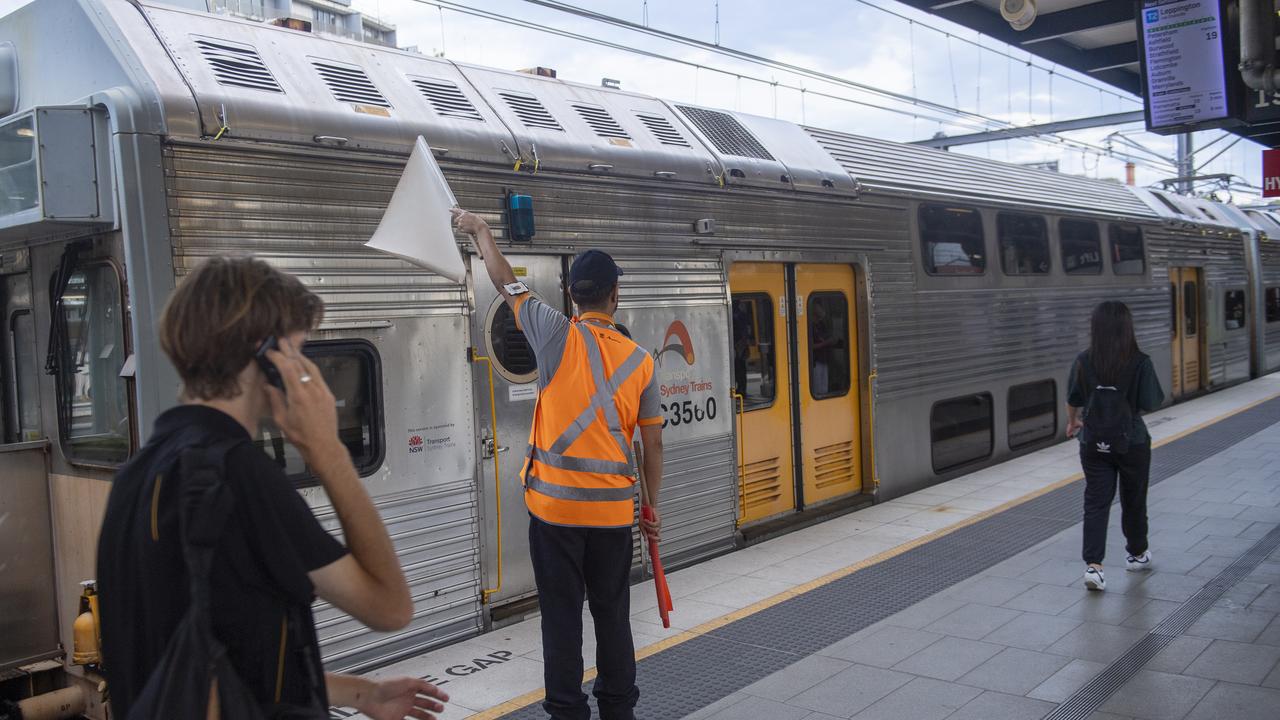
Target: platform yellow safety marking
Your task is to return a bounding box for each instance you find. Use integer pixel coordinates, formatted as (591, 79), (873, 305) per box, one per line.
(467, 388), (1280, 719)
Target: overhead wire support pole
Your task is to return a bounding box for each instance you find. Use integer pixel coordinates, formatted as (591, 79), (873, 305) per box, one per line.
(912, 111), (1148, 149)
(1195, 137), (1243, 173)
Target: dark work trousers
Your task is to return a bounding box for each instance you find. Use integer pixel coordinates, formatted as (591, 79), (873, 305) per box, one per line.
(529, 514), (638, 720)
(1080, 442), (1152, 566)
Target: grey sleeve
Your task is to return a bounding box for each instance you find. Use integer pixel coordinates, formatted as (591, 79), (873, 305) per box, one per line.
(639, 374), (662, 422)
(517, 297), (572, 385)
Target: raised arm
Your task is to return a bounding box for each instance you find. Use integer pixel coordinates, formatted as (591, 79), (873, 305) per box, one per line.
(266, 339), (413, 632)
(453, 209), (519, 309)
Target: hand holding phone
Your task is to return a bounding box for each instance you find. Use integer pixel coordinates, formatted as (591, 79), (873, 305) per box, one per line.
(255, 336), (285, 393)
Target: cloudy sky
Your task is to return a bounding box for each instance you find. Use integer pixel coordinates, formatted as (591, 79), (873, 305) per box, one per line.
(348, 0), (1260, 200)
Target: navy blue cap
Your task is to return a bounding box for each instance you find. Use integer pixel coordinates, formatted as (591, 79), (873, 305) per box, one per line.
(567, 250), (623, 297)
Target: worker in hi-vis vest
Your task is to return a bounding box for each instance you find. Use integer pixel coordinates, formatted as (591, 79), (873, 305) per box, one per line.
(453, 208), (663, 720)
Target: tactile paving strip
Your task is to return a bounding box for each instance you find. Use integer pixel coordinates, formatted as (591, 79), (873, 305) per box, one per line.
(1046, 523), (1280, 720)
(499, 397), (1280, 720)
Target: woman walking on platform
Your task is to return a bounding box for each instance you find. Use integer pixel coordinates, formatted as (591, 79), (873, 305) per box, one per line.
(1066, 301), (1165, 591)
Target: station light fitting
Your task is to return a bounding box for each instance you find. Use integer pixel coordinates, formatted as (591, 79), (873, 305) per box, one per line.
(1000, 0), (1036, 32)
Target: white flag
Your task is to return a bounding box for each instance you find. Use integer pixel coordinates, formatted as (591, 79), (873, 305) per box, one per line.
(365, 136), (466, 283)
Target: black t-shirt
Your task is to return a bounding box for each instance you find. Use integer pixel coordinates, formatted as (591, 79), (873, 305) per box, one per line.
(97, 406), (348, 718)
(1066, 351), (1166, 445)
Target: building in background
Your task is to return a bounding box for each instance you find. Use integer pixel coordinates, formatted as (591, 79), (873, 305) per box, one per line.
(195, 0), (396, 47)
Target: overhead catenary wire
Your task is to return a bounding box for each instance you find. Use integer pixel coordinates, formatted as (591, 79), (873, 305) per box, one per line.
(403, 0), (1174, 172)
(847, 0), (1138, 105)
(527, 0), (1140, 108)
(514, 0), (1021, 127)
(468, 0), (1154, 161)
(407, 0), (997, 131)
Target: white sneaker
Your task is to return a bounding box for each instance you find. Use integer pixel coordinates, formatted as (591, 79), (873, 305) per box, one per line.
(1126, 550), (1152, 571)
(1084, 567), (1106, 591)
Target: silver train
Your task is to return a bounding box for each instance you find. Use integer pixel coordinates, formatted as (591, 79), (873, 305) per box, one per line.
(3, 0), (1279, 701)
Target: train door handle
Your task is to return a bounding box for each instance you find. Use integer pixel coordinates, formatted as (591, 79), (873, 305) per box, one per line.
(483, 438), (510, 458)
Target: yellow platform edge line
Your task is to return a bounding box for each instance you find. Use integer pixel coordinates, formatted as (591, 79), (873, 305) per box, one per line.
(466, 388), (1280, 719)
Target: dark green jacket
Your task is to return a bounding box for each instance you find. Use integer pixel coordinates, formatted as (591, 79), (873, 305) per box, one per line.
(1067, 351), (1165, 445)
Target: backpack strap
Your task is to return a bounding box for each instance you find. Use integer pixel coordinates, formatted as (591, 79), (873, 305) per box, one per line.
(175, 438), (247, 627)
(1081, 354), (1141, 411)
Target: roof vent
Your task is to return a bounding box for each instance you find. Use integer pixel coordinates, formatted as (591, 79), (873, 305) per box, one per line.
(572, 103), (630, 140)
(311, 59), (390, 107)
(635, 112), (690, 148)
(675, 105), (773, 160)
(194, 37), (282, 93)
(632, 110), (686, 146)
(409, 76), (483, 121)
(498, 91), (562, 131)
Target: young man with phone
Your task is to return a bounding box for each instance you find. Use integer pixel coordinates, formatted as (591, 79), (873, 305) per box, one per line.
(97, 257), (449, 719)
(452, 208), (664, 720)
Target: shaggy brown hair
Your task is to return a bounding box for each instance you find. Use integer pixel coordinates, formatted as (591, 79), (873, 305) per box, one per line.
(159, 257), (323, 400)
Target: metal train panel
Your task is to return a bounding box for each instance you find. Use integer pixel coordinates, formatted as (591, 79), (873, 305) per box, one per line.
(1146, 224), (1252, 389)
(614, 256), (737, 565)
(163, 142), (483, 670)
(1256, 237), (1280, 374)
(803, 127), (1157, 220)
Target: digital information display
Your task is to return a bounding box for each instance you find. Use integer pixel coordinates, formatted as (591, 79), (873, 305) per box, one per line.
(1140, 0), (1231, 133)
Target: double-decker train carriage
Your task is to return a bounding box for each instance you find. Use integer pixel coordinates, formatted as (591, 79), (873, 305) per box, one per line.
(3, 0), (1280, 705)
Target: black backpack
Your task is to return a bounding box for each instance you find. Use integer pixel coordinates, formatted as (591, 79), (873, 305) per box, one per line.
(126, 440), (276, 720)
(1080, 356), (1140, 456)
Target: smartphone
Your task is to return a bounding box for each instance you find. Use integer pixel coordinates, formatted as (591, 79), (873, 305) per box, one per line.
(255, 336), (285, 393)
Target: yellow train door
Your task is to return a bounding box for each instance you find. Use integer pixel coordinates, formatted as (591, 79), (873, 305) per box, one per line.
(794, 264), (862, 505)
(1170, 267), (1203, 398)
(729, 263), (796, 523)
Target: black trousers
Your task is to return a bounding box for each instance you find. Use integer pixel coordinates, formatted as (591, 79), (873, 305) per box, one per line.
(529, 515), (638, 720)
(1080, 442), (1151, 566)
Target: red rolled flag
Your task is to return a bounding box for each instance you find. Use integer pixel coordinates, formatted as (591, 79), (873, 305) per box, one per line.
(642, 504), (674, 628)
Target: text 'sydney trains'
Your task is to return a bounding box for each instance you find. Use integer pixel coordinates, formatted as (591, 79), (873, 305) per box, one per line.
(3, 0), (1279, 698)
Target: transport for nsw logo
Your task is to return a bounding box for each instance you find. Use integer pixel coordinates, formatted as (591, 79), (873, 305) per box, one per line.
(653, 320), (696, 366)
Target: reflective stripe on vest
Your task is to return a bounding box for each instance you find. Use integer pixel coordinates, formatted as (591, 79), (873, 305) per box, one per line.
(524, 323), (648, 527)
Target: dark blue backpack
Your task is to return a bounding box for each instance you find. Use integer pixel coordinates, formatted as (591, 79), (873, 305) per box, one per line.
(1080, 356), (1140, 455)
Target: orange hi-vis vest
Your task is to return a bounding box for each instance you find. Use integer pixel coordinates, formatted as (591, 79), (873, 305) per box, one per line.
(520, 314), (656, 528)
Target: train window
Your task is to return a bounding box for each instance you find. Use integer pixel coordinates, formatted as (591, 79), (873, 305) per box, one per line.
(1267, 287), (1280, 323)
(51, 263), (130, 465)
(997, 213), (1050, 275)
(1059, 220), (1102, 275)
(1184, 282), (1198, 336)
(8, 310), (40, 443)
(1224, 290), (1246, 331)
(256, 340), (384, 487)
(1109, 225), (1145, 275)
(919, 205), (986, 275)
(930, 393), (993, 473)
(807, 293), (851, 400)
(1008, 380), (1056, 450)
(485, 298), (538, 384)
(731, 294), (777, 411)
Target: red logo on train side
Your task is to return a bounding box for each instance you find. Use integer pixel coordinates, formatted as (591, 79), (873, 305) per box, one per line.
(654, 320), (696, 367)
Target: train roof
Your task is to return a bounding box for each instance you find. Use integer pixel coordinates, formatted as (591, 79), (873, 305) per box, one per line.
(0, 0), (1248, 228)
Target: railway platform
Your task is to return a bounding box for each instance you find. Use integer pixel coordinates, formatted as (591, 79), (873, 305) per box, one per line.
(336, 374), (1280, 720)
